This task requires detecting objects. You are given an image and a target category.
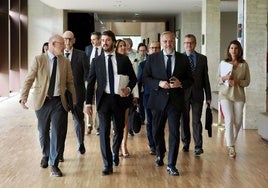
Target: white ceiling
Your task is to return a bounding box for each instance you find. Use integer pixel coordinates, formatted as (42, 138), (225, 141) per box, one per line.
(40, 0), (238, 22)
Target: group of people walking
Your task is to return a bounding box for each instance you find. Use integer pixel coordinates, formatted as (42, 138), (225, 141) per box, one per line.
(19, 29), (250, 177)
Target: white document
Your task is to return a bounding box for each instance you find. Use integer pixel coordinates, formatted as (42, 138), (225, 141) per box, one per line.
(114, 74), (129, 94)
(220, 61), (233, 86)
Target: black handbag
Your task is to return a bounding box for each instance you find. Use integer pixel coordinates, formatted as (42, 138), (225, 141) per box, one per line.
(129, 106), (142, 134)
(205, 104), (213, 137)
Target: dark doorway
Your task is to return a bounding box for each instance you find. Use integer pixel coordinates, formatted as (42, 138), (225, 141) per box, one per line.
(67, 13), (95, 51)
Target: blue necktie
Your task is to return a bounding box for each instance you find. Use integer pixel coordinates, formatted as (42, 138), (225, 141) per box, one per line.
(166, 55), (172, 78)
(108, 55), (114, 94)
(47, 56), (57, 97)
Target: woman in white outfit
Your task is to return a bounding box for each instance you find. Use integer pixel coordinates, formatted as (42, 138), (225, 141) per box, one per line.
(217, 40), (250, 158)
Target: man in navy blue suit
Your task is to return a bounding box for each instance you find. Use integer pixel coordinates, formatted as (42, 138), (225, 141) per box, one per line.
(85, 31), (102, 135)
(61, 30), (89, 158)
(85, 30), (137, 176)
(143, 31), (193, 176)
(137, 41), (160, 155)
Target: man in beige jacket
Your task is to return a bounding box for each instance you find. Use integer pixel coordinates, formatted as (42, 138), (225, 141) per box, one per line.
(20, 34), (76, 177)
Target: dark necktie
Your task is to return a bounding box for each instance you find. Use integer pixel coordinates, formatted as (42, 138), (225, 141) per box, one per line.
(108, 55), (114, 94)
(94, 47), (98, 58)
(65, 52), (70, 58)
(188, 54), (195, 73)
(166, 55), (172, 78)
(47, 56), (57, 97)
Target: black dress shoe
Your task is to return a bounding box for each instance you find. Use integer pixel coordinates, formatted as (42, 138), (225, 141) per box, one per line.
(102, 167), (113, 175)
(155, 156), (164, 166)
(113, 154), (119, 166)
(40, 157), (48, 168)
(50, 166), (63, 177)
(167, 166), (180, 176)
(182, 145), (189, 152)
(58, 154), (64, 162)
(78, 143), (86, 154)
(195, 148), (204, 156)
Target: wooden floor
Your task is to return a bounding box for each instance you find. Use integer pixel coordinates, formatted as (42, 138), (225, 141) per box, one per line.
(0, 93), (268, 188)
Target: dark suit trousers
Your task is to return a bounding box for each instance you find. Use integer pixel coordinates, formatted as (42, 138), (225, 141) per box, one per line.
(143, 93), (155, 149)
(98, 93), (125, 168)
(152, 102), (181, 167)
(181, 99), (204, 150)
(35, 97), (67, 166)
(72, 100), (85, 146)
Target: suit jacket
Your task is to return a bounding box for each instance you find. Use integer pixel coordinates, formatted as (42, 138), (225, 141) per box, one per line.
(184, 51), (211, 103)
(85, 45), (93, 59)
(20, 53), (76, 111)
(70, 48), (89, 103)
(86, 52), (137, 111)
(143, 50), (193, 112)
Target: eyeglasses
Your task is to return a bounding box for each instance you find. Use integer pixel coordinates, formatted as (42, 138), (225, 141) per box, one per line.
(184, 42), (195, 45)
(54, 41), (65, 46)
(63, 38), (73, 41)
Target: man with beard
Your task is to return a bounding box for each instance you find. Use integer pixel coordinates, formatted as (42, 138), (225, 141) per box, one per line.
(85, 30), (137, 175)
(143, 31), (193, 176)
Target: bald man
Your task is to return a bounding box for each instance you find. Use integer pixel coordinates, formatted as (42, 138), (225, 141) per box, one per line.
(20, 34), (76, 177)
(61, 30), (89, 157)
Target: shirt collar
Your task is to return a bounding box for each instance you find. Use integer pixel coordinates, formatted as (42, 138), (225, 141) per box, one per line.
(47, 51), (55, 61)
(163, 50), (175, 56)
(64, 47), (73, 54)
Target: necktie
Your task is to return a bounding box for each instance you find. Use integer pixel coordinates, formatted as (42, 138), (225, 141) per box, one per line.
(94, 47), (98, 58)
(47, 56), (57, 97)
(108, 55), (114, 94)
(166, 55), (172, 78)
(188, 54), (195, 73)
(65, 52), (70, 58)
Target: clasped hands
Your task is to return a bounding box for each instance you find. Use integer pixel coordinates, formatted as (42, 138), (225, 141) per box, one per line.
(159, 76), (182, 89)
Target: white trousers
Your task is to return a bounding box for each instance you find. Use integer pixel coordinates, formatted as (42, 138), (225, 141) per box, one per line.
(220, 99), (244, 147)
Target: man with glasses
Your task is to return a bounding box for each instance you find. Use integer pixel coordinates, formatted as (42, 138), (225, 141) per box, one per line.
(137, 41), (160, 155)
(181, 34), (211, 155)
(60, 31), (89, 159)
(20, 34), (76, 177)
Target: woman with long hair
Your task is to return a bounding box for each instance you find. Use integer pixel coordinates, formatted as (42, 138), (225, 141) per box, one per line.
(217, 40), (250, 158)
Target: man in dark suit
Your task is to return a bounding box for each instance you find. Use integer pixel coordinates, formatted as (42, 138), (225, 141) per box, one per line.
(143, 31), (193, 176)
(85, 31), (102, 135)
(137, 41), (161, 155)
(20, 34), (76, 177)
(85, 30), (137, 176)
(62, 30), (89, 157)
(181, 34), (211, 155)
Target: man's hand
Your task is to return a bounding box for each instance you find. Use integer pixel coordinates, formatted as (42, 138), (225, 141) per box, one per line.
(159, 81), (170, 89)
(169, 76), (182, 88)
(85, 106), (93, 116)
(120, 87), (130, 97)
(20, 99), (29, 109)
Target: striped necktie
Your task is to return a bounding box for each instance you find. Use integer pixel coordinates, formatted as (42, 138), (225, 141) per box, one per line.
(188, 54), (195, 73)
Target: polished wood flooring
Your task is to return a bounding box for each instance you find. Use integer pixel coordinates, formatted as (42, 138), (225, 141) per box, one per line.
(0, 93), (268, 188)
